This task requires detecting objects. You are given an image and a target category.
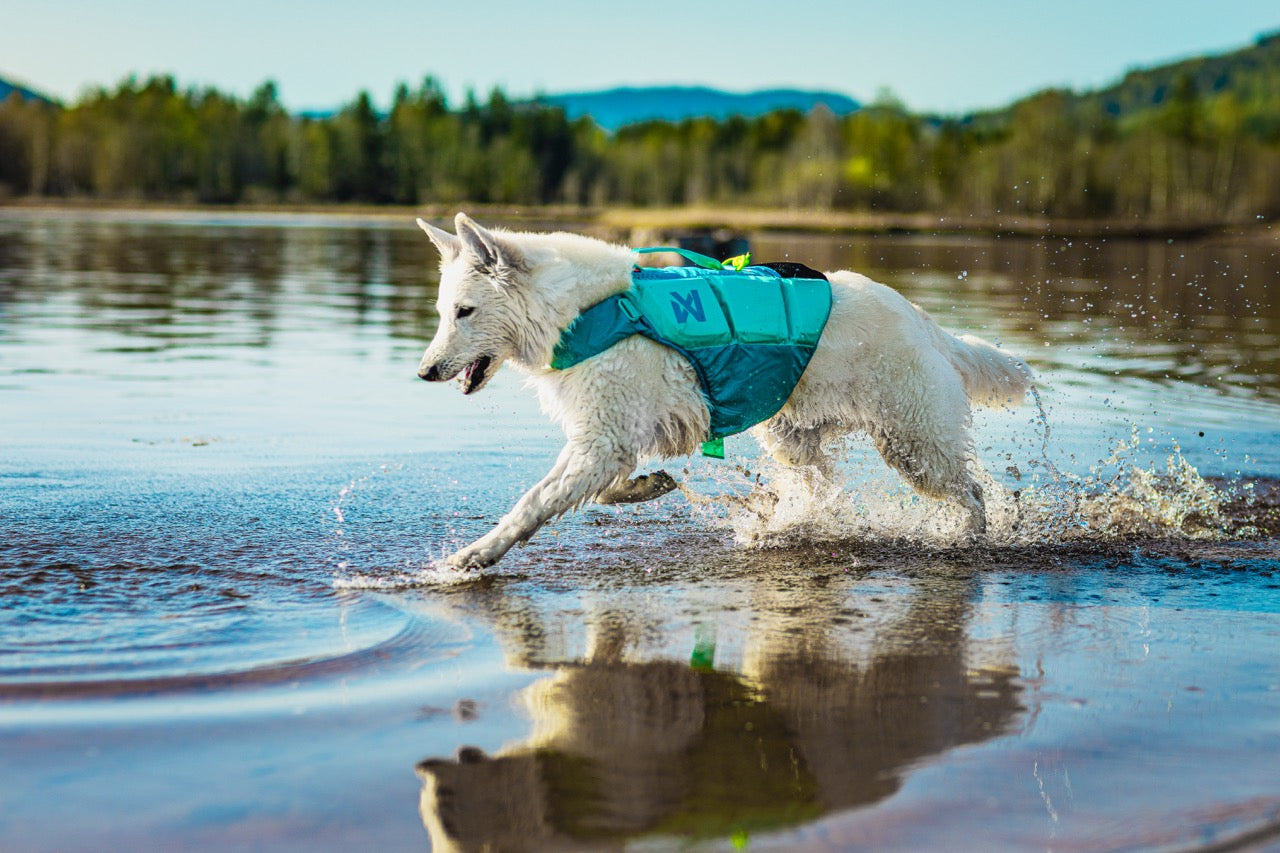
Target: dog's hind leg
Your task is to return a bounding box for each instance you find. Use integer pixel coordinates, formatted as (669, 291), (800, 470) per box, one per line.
(870, 423), (987, 540)
(595, 470), (678, 505)
(861, 346), (990, 539)
(446, 441), (636, 570)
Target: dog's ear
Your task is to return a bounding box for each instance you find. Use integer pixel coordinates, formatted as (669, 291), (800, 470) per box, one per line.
(416, 218), (461, 263)
(455, 212), (522, 273)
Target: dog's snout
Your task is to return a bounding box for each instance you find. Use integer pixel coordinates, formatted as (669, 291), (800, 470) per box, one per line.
(419, 363), (442, 382)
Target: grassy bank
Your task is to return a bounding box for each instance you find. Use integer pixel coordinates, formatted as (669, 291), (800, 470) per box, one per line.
(1, 197), (1270, 241)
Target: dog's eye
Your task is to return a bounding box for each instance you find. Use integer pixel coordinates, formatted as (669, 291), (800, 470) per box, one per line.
(455, 305), (476, 319)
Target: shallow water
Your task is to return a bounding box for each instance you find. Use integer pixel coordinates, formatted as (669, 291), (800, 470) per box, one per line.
(1, 209), (1279, 851)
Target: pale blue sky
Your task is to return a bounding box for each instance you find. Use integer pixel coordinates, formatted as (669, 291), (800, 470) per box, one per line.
(2, 1), (1279, 114)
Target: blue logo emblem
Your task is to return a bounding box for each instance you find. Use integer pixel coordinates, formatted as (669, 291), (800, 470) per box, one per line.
(670, 289), (706, 324)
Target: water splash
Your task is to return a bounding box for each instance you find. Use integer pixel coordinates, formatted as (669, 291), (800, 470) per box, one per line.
(1027, 384), (1065, 486)
(1012, 426), (1225, 543)
(334, 560), (485, 590)
(325, 461), (482, 582)
(693, 425), (1237, 549)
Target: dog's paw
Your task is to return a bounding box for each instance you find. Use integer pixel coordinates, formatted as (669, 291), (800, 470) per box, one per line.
(445, 546), (499, 570)
(595, 470), (679, 505)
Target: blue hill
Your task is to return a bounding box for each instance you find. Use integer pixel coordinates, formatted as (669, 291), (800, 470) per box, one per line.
(0, 74), (54, 104)
(538, 86), (860, 130)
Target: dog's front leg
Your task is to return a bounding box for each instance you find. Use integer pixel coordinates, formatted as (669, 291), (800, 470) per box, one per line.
(446, 440), (634, 569)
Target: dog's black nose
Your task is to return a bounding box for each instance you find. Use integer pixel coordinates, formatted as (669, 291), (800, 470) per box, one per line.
(419, 364), (441, 381)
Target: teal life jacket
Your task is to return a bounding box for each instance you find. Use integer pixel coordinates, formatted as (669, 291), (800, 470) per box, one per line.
(550, 248), (832, 444)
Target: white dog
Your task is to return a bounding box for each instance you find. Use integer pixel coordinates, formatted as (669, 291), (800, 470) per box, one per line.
(416, 213), (1031, 569)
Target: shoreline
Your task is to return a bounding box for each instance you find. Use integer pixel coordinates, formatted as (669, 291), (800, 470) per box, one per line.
(1, 198), (1273, 241)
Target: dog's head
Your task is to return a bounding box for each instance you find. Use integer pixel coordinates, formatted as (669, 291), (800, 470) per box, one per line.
(415, 746), (554, 851)
(415, 213), (528, 395)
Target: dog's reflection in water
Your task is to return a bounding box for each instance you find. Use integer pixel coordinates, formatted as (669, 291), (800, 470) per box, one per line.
(416, 583), (1023, 851)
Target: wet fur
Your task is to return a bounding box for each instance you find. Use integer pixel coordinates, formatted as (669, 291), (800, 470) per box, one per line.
(416, 213), (1032, 569)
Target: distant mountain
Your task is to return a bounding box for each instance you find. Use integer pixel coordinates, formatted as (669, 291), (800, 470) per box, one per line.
(1085, 30), (1280, 120)
(0, 74), (54, 105)
(968, 29), (1280, 131)
(538, 86), (860, 130)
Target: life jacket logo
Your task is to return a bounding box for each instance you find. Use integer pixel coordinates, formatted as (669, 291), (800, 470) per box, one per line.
(669, 289), (706, 324)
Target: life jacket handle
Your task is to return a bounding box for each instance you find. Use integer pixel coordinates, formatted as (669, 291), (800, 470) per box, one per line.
(632, 246), (731, 271)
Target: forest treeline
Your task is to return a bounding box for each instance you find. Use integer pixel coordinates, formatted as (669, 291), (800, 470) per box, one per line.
(2, 33), (1280, 222)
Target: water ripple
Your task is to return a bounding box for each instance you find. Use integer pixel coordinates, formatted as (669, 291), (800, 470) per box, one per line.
(0, 561), (470, 704)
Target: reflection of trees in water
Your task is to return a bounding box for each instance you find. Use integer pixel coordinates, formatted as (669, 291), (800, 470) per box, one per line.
(6, 219), (290, 350)
(415, 575), (1023, 851)
(6, 219), (1276, 397)
(0, 218), (441, 352)
(754, 232), (1280, 398)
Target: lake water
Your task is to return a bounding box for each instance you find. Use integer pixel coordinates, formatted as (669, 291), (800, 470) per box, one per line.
(2, 209), (1279, 851)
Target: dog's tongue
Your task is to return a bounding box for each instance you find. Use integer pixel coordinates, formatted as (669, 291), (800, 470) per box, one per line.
(460, 356), (488, 394)
(459, 362), (476, 392)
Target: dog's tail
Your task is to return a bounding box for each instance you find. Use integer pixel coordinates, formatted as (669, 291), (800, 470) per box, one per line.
(937, 328), (1033, 409)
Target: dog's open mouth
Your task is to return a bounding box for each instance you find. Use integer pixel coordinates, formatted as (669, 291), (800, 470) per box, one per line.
(459, 355), (492, 394)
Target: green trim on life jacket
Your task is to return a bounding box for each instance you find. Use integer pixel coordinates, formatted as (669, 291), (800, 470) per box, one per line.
(550, 259), (832, 446)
